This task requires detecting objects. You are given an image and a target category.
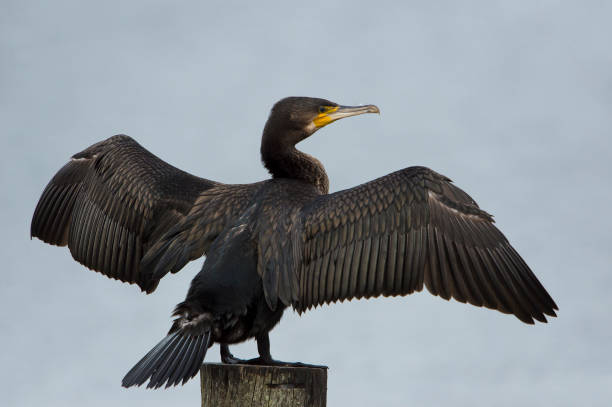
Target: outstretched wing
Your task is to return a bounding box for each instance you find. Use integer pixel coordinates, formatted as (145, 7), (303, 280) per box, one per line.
(31, 135), (260, 293)
(295, 166), (557, 324)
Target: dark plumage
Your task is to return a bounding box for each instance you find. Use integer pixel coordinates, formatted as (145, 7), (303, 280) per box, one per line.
(31, 96), (557, 389)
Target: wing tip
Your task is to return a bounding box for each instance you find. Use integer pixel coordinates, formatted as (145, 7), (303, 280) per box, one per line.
(139, 278), (160, 294)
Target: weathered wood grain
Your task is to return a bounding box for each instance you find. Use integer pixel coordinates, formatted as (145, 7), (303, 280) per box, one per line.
(201, 363), (327, 407)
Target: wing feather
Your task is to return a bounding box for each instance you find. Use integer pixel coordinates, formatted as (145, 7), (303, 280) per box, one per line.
(295, 166), (558, 324)
(31, 135), (260, 292)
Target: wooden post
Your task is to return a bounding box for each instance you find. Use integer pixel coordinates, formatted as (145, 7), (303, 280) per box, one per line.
(200, 363), (327, 407)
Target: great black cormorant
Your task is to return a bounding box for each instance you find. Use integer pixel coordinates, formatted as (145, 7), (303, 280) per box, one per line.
(31, 97), (557, 389)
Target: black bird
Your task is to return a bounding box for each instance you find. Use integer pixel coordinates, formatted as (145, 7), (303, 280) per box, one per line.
(31, 97), (557, 389)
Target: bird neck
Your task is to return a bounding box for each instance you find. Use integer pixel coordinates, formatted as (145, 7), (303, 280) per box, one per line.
(261, 132), (329, 194)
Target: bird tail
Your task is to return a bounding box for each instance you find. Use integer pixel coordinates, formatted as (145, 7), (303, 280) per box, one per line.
(122, 308), (213, 389)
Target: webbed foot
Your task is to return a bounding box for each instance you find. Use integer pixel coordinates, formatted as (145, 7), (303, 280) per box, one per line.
(241, 357), (327, 369)
(220, 334), (327, 369)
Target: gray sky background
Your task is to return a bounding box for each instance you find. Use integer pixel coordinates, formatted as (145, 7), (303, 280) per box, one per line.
(2, 1), (611, 406)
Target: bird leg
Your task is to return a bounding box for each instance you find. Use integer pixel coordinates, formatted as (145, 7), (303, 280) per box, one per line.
(220, 333), (326, 368)
(220, 344), (243, 364)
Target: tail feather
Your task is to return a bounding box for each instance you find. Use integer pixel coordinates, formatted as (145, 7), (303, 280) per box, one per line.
(138, 333), (184, 386)
(125, 334), (178, 387)
(167, 337), (199, 387)
(184, 335), (208, 385)
(149, 335), (189, 388)
(122, 330), (211, 389)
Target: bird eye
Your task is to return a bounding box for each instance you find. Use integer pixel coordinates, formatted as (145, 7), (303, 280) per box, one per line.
(319, 106), (326, 113)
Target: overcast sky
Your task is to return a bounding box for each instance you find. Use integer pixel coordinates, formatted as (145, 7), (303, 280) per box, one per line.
(2, 1), (611, 406)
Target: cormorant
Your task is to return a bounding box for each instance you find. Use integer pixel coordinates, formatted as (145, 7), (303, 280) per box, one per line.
(31, 97), (557, 389)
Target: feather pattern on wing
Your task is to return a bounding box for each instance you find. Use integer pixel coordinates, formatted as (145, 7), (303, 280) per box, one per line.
(295, 166), (557, 324)
(31, 135), (261, 292)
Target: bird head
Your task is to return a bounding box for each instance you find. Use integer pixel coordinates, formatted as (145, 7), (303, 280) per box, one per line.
(263, 97), (380, 147)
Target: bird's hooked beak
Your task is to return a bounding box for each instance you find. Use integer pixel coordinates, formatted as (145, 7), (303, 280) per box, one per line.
(313, 104), (380, 129)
